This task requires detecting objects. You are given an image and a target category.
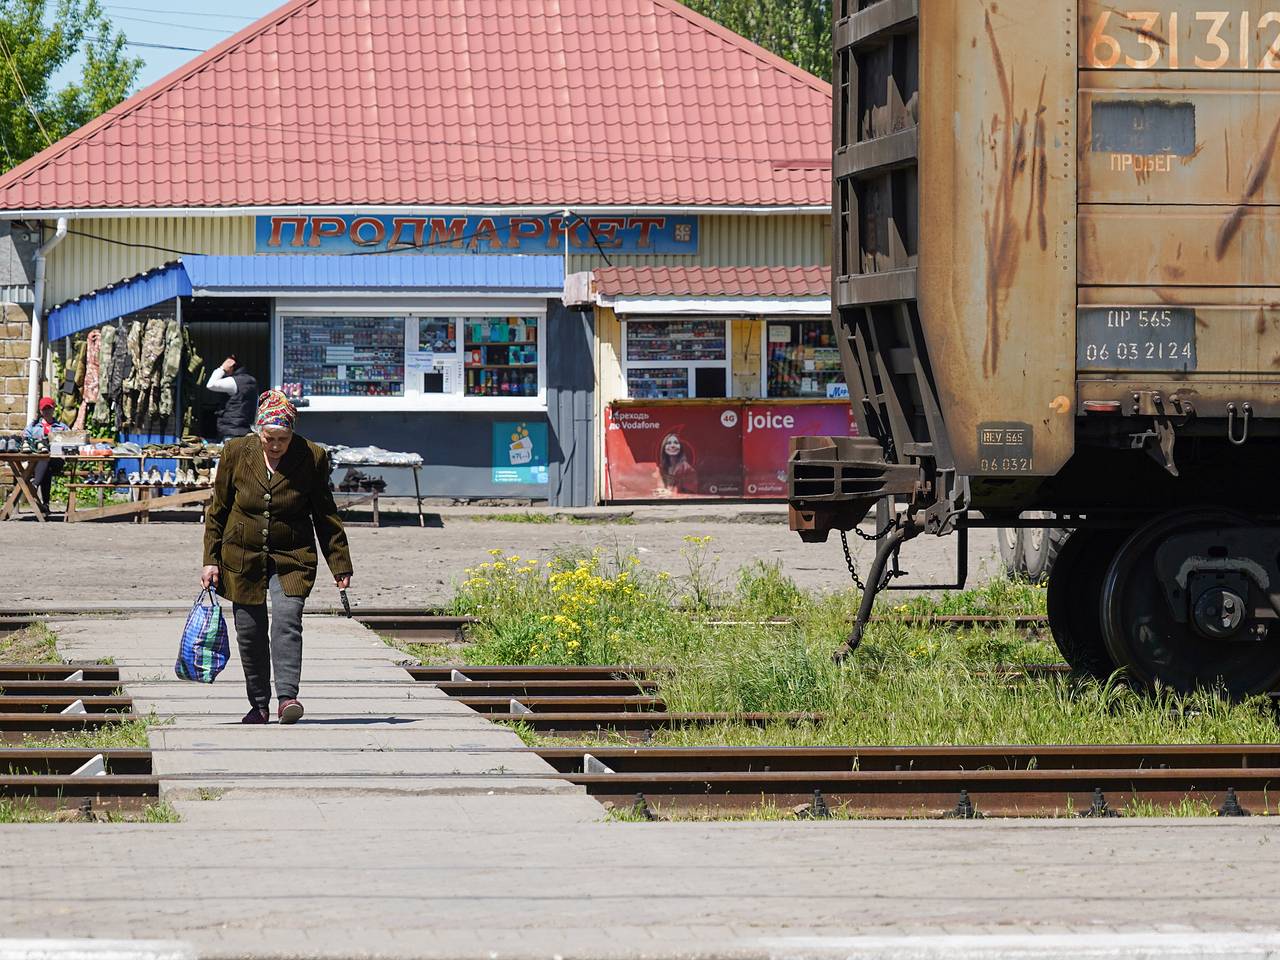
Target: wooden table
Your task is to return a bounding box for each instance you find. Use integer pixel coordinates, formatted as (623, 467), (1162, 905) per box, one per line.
(2, 451), (217, 523)
(331, 462), (425, 528)
(0, 452), (51, 522)
(63, 453), (215, 523)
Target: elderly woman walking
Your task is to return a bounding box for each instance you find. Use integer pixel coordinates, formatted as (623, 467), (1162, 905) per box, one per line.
(200, 390), (353, 724)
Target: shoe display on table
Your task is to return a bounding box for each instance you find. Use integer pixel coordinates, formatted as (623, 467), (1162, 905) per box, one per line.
(115, 468), (128, 485)
(278, 698), (304, 724)
(147, 467), (162, 484)
(161, 469), (173, 485)
(127, 471), (141, 485)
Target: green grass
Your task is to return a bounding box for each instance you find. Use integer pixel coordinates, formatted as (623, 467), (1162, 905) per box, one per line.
(0, 623), (61, 664)
(445, 546), (1280, 749)
(19, 717), (156, 750)
(0, 798), (180, 823)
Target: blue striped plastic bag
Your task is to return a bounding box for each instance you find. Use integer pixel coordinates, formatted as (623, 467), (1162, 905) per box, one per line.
(175, 588), (230, 683)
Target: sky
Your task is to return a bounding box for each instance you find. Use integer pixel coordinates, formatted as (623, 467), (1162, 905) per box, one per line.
(91, 0), (282, 91)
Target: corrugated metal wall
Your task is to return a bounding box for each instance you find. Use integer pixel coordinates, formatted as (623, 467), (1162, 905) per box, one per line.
(45, 217), (254, 306)
(44, 214), (828, 307)
(544, 301), (594, 507)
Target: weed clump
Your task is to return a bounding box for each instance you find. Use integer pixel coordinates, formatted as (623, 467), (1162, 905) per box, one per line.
(444, 544), (1278, 748)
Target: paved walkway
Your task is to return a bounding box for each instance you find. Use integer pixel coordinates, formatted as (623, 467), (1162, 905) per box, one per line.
(0, 512), (999, 609)
(1, 615), (1279, 959)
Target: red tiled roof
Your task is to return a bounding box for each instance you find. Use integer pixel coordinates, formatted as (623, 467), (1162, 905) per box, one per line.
(594, 265), (829, 298)
(0, 0), (831, 213)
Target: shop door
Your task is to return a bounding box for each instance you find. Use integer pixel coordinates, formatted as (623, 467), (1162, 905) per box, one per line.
(183, 297), (271, 438)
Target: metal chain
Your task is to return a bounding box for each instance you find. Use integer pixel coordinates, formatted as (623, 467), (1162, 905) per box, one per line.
(851, 519), (896, 542)
(840, 528), (907, 593)
(839, 529), (867, 592)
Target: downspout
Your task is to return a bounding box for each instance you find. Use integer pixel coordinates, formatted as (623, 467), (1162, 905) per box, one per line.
(26, 217), (68, 424)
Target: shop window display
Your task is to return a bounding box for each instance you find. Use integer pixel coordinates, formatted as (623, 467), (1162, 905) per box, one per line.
(624, 319), (729, 400)
(765, 320), (845, 398)
(627, 367), (689, 400)
(279, 312), (543, 405)
(463, 316), (540, 397)
(281, 316), (405, 397)
(416, 317), (458, 394)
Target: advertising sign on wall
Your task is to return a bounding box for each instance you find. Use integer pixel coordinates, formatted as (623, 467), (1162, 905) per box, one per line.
(740, 402), (858, 498)
(256, 214), (699, 256)
(605, 402), (856, 501)
(492, 421), (549, 485)
(604, 404), (744, 500)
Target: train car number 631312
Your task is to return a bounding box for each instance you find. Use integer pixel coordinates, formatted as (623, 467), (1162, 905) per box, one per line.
(1086, 9), (1280, 70)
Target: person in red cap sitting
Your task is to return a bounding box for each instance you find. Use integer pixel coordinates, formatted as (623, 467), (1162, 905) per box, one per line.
(24, 396), (68, 510)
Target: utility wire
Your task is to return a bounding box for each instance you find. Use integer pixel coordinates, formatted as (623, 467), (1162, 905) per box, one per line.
(109, 14), (234, 34)
(64, 216), (628, 261)
(104, 3), (256, 22)
(124, 40), (207, 51)
(0, 35), (52, 147)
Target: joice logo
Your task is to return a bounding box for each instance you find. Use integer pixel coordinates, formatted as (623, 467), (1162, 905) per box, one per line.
(745, 411), (795, 434)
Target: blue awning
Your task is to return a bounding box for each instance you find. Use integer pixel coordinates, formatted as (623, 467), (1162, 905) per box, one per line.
(182, 254), (564, 295)
(46, 255), (565, 340)
(47, 263), (191, 341)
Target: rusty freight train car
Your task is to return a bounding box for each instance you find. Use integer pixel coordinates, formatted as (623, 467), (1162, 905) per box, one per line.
(790, 0), (1280, 695)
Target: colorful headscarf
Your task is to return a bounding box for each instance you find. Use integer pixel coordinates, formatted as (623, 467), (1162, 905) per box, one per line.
(255, 389), (297, 430)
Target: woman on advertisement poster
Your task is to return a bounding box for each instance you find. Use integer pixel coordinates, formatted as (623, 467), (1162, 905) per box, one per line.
(657, 431), (698, 496)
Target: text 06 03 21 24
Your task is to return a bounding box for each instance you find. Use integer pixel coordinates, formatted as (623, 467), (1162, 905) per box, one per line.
(1077, 307), (1198, 372)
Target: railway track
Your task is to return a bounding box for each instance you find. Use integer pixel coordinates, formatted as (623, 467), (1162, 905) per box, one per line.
(0, 663), (159, 813)
(420, 664), (1278, 817)
(528, 744), (1278, 817)
(408, 664), (820, 736)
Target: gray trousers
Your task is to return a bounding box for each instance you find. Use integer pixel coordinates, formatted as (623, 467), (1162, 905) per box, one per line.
(231, 564), (305, 709)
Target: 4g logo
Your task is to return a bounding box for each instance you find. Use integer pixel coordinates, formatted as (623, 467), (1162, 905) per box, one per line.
(1085, 8), (1280, 70)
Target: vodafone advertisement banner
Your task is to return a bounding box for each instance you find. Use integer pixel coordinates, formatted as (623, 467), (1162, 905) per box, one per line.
(741, 402), (858, 498)
(605, 404), (744, 500)
(604, 402), (856, 501)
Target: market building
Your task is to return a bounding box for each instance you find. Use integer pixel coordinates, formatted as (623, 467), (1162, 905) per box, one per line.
(0, 0), (836, 506)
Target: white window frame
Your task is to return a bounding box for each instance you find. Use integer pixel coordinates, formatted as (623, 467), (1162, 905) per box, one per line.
(759, 316), (847, 400)
(621, 316), (733, 400)
(272, 296), (548, 412)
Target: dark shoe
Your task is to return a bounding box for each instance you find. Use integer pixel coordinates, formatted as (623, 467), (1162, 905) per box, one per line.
(241, 706), (269, 724)
(278, 698), (304, 724)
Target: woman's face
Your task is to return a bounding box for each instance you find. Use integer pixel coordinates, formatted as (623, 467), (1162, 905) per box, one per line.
(260, 425), (293, 459)
(663, 436), (682, 457)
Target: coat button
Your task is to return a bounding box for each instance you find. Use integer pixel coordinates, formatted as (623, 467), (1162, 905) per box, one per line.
(263, 493), (271, 501)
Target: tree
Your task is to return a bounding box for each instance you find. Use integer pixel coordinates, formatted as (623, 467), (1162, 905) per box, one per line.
(687, 0), (831, 81)
(0, 0), (140, 171)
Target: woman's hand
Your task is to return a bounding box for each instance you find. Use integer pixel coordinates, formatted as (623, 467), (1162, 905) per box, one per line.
(201, 565), (220, 590)
(335, 574), (351, 590)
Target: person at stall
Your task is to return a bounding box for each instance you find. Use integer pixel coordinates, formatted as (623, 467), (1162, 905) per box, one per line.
(200, 389), (353, 724)
(24, 396), (68, 509)
(205, 356), (259, 441)
(657, 431), (698, 495)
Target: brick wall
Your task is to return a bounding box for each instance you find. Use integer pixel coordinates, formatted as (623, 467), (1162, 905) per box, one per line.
(0, 301), (30, 435)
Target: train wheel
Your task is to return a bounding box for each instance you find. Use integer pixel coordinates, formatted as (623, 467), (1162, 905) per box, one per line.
(1046, 529), (1127, 681)
(1020, 518), (1068, 584)
(1100, 511), (1280, 698)
(997, 527), (1023, 577)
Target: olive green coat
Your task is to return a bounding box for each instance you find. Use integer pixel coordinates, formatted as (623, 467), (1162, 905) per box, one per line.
(202, 433), (353, 605)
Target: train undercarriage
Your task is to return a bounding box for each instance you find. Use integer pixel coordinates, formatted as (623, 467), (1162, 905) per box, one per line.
(791, 433), (1280, 699)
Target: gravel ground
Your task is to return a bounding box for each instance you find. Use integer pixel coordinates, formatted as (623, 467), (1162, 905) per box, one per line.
(0, 507), (1000, 608)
